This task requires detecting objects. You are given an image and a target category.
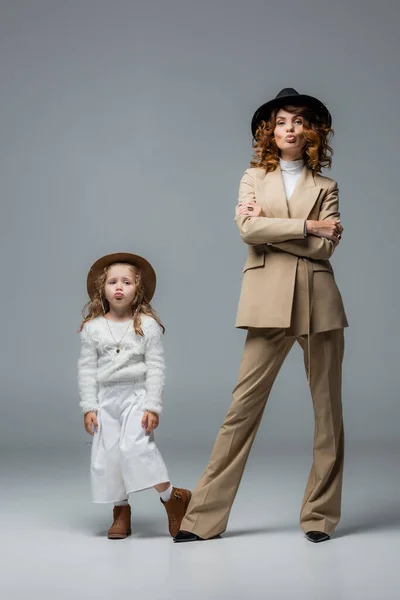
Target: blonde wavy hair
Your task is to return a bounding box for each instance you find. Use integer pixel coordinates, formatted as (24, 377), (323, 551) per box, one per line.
(250, 105), (334, 173)
(79, 262), (165, 336)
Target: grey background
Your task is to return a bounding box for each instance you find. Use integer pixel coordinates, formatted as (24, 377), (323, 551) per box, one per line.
(1, 2), (400, 600)
(0, 0), (399, 454)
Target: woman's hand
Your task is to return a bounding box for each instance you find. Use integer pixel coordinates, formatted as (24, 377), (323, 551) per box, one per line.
(236, 200), (264, 217)
(306, 219), (343, 244)
(141, 411), (159, 435)
(84, 411), (98, 436)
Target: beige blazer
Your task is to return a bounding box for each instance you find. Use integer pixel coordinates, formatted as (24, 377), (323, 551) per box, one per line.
(234, 166), (348, 333)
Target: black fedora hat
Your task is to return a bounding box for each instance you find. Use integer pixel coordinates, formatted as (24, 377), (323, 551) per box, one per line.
(251, 88), (332, 137)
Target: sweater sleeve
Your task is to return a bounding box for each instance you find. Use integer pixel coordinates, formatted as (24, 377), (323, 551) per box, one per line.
(77, 324), (99, 414)
(143, 320), (165, 415)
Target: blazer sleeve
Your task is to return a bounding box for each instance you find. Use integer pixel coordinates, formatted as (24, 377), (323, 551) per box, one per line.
(143, 320), (165, 415)
(77, 324), (99, 414)
(269, 179), (340, 260)
(234, 169), (307, 244)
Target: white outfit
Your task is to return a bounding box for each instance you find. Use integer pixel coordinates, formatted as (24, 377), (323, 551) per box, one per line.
(78, 315), (170, 503)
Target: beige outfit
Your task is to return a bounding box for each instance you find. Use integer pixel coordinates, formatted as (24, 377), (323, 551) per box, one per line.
(181, 165), (348, 538)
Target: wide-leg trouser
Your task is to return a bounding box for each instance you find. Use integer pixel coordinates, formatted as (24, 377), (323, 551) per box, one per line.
(180, 327), (345, 538)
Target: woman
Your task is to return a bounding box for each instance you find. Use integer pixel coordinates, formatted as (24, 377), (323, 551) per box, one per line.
(175, 88), (348, 544)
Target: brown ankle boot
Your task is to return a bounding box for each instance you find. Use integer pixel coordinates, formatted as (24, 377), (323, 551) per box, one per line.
(107, 505), (132, 539)
(161, 487), (192, 537)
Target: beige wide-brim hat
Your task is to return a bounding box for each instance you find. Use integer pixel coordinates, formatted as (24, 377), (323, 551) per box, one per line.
(86, 252), (157, 301)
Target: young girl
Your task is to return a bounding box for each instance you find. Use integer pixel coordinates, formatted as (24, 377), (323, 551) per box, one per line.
(78, 252), (191, 539)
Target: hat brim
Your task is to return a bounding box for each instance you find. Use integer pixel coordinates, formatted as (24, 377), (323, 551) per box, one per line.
(86, 252), (156, 302)
(251, 94), (332, 138)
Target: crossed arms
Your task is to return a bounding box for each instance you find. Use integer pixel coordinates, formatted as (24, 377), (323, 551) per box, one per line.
(234, 171), (343, 261)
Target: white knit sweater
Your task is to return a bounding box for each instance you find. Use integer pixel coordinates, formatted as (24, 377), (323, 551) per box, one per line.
(77, 315), (165, 415)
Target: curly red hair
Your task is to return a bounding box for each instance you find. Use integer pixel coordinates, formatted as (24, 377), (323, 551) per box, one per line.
(250, 105), (334, 173)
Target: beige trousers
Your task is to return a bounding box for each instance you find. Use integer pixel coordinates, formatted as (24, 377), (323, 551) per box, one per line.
(181, 327), (345, 539)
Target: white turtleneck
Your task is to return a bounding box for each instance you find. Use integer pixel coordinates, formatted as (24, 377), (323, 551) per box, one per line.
(279, 157), (304, 201)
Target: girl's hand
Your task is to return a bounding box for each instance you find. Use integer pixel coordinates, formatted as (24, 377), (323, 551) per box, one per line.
(306, 219), (343, 243)
(141, 411), (159, 435)
(236, 200), (264, 217)
(84, 411), (98, 436)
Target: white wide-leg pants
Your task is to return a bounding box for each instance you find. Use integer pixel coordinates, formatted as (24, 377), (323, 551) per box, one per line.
(90, 382), (170, 503)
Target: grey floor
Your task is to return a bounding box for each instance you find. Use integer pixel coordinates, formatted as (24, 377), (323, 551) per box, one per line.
(1, 444), (399, 600)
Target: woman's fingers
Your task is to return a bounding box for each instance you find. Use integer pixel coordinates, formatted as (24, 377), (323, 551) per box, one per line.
(236, 205), (251, 214)
(236, 204), (263, 217)
(334, 220), (343, 234)
(317, 220), (343, 241)
(236, 200), (257, 215)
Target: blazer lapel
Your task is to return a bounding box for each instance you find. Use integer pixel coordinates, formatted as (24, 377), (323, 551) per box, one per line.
(257, 166), (289, 218)
(288, 167), (322, 219)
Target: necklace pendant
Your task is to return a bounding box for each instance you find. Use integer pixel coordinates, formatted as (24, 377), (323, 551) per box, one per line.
(116, 348), (120, 354)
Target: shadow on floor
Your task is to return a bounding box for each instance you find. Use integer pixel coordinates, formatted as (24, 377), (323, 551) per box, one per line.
(334, 506), (400, 538)
(65, 514), (169, 539)
(206, 505), (400, 540)
(222, 523), (297, 538)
